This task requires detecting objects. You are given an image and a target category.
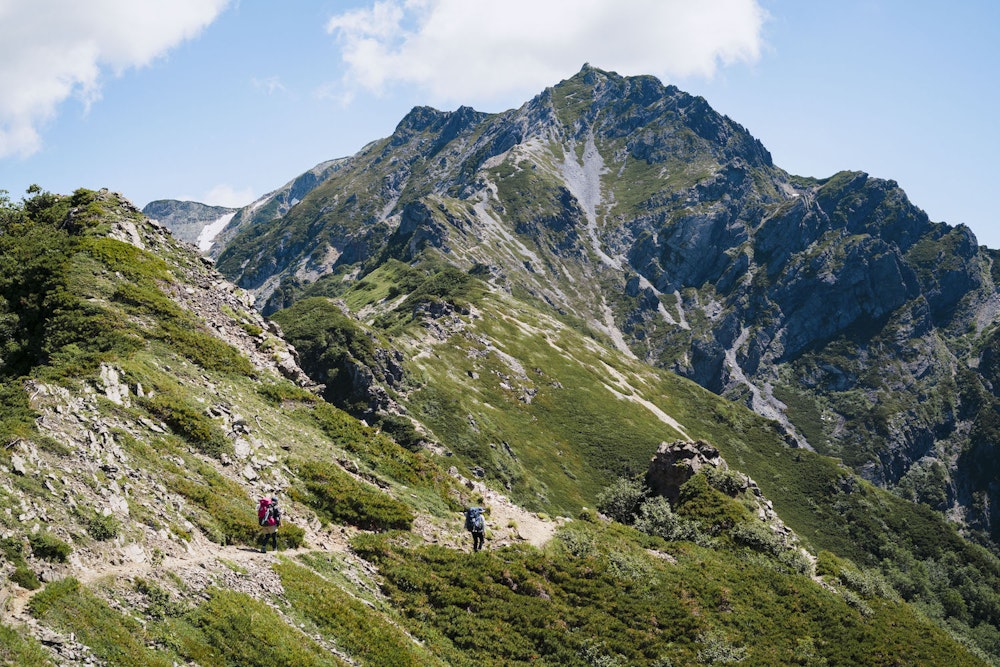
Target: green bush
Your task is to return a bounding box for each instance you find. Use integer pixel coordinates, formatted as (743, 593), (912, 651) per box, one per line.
(88, 513), (120, 541)
(0, 381), (37, 444)
(728, 522), (787, 558)
(596, 476), (647, 524)
(256, 380), (318, 405)
(0, 536), (26, 561)
(134, 578), (185, 620)
(189, 588), (343, 666)
(696, 630), (749, 664)
(10, 564), (41, 590)
(277, 522), (306, 550)
(29, 577), (172, 667)
(376, 413), (425, 451)
(1, 537), (39, 589)
(703, 467), (748, 497)
(675, 474), (750, 533)
(82, 237), (170, 282)
(292, 459), (414, 532)
(0, 621), (54, 666)
(309, 401), (443, 488)
(140, 391), (230, 459)
(28, 531), (72, 561)
(633, 496), (708, 544)
(633, 495), (678, 538)
(277, 561), (440, 666)
(155, 320), (255, 376)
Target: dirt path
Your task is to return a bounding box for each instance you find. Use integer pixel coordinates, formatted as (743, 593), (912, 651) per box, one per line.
(5, 524), (352, 621)
(458, 474), (565, 549)
(4, 491), (562, 623)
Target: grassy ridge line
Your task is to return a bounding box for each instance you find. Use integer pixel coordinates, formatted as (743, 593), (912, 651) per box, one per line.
(0, 189), (470, 664)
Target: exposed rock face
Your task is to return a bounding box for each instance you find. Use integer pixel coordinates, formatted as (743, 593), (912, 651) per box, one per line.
(645, 440), (727, 505)
(142, 199), (236, 247)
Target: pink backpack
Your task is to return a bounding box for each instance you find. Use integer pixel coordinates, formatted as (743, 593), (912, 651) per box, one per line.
(257, 498), (272, 526)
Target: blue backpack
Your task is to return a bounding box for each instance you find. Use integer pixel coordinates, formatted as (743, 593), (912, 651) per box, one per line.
(465, 507), (484, 532)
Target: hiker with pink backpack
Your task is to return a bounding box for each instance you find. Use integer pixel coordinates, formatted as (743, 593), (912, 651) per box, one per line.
(257, 496), (282, 552)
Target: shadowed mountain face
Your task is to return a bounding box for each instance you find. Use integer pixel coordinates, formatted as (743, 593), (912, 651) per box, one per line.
(211, 65), (1000, 541)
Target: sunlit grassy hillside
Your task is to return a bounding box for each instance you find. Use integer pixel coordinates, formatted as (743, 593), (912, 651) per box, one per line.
(0, 188), (995, 665)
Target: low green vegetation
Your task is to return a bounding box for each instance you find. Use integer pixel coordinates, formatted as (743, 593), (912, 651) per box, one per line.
(139, 389), (232, 459)
(29, 578), (174, 667)
(350, 520), (982, 666)
(291, 459), (415, 531)
(187, 588), (346, 667)
(29, 578), (348, 667)
(87, 513), (121, 541)
(307, 401), (447, 490)
(277, 560), (443, 666)
(0, 379), (39, 446)
(3, 536), (41, 590)
(0, 622), (54, 666)
(27, 531), (72, 562)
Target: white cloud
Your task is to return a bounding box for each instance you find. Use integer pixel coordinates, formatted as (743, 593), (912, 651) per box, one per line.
(326, 0), (767, 105)
(200, 184), (255, 208)
(252, 76), (288, 95)
(0, 0), (230, 157)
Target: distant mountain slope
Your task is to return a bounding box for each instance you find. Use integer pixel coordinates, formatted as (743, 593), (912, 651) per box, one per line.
(1, 186), (997, 665)
(141, 199), (236, 251)
(206, 158), (347, 261)
(212, 65), (1000, 546)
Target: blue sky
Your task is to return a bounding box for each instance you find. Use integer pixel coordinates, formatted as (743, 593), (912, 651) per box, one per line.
(1, 1), (998, 247)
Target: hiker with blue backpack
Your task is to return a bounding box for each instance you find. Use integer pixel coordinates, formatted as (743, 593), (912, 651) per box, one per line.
(465, 506), (486, 552)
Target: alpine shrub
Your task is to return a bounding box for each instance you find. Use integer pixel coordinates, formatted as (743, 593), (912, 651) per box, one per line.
(10, 564), (41, 590)
(633, 496), (678, 539)
(696, 631), (748, 664)
(293, 459), (414, 531)
(28, 532), (72, 562)
(139, 391), (230, 458)
(88, 513), (120, 541)
(634, 496), (709, 545)
(729, 522), (786, 557)
(0, 621), (52, 665)
(703, 467), (747, 497)
(596, 477), (647, 524)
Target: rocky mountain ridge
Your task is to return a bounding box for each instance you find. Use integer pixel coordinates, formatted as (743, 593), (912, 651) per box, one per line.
(201, 65), (1000, 543)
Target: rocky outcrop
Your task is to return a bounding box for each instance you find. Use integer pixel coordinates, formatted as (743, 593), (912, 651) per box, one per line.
(645, 440), (727, 505)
